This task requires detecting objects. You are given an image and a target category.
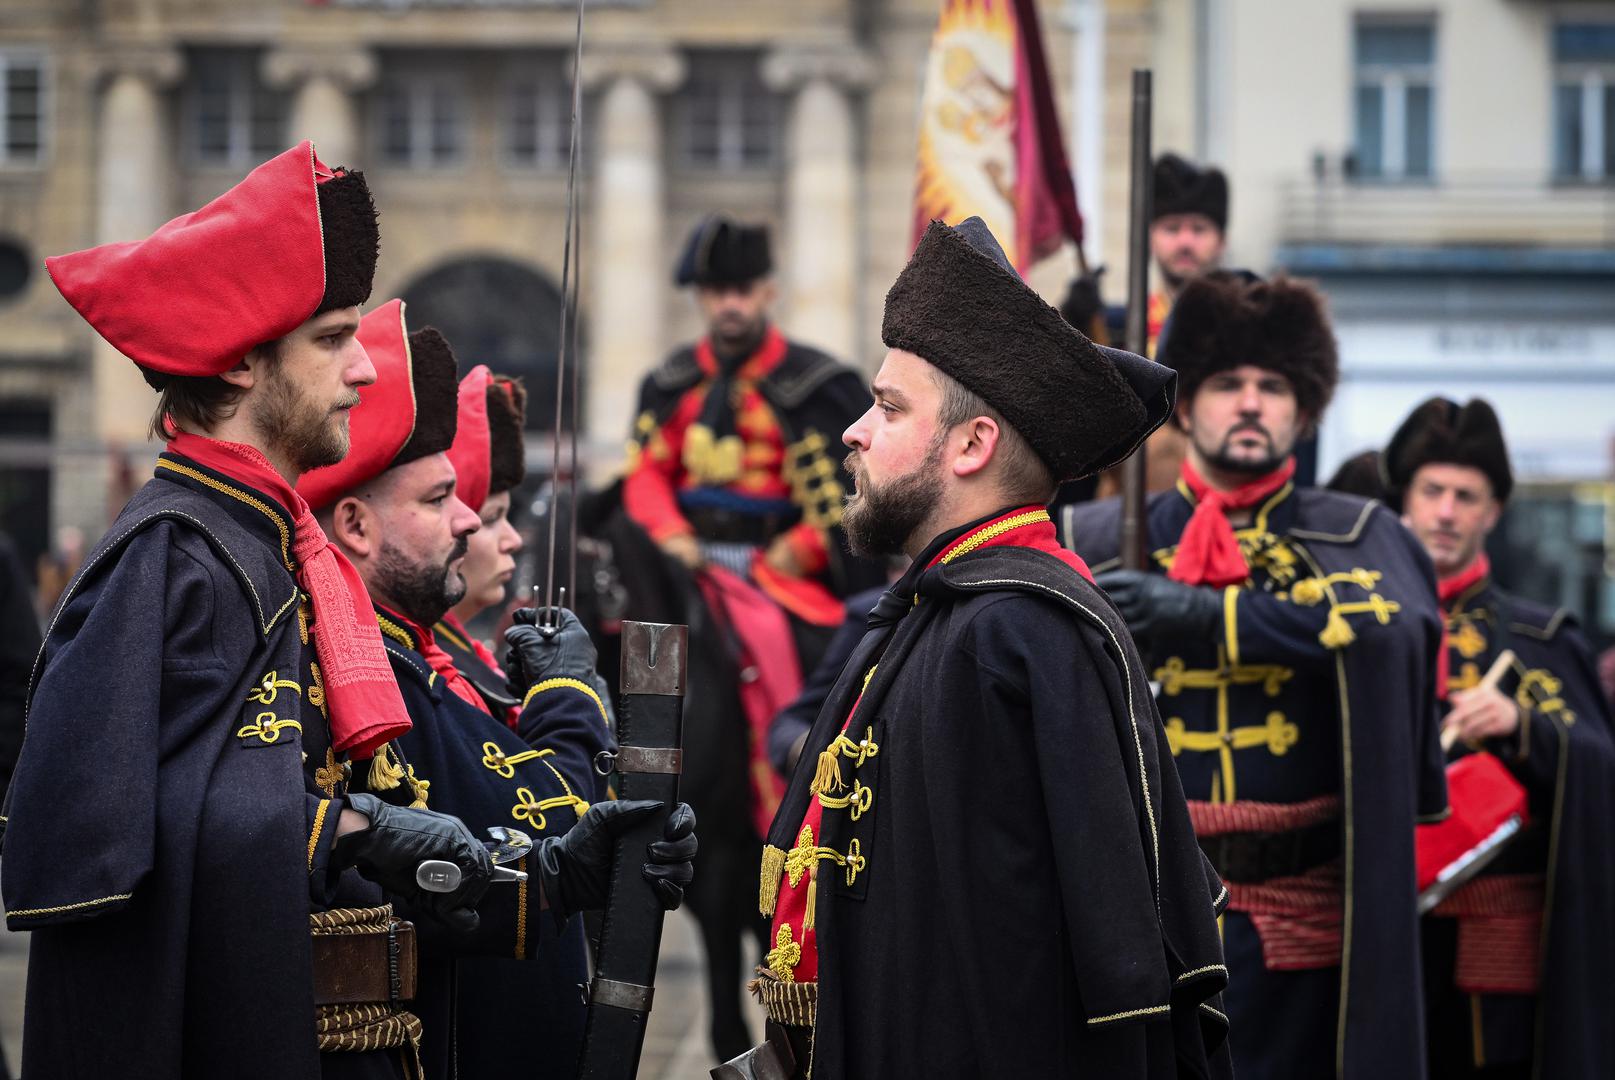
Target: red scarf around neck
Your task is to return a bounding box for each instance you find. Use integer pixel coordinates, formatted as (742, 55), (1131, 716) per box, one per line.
(166, 431), (411, 756)
(1438, 553), (1490, 608)
(387, 609), (489, 715)
(1169, 458), (1297, 588)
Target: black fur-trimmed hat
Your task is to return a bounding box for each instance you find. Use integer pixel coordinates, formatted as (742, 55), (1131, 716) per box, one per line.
(393, 327), (461, 467)
(1383, 397), (1513, 507)
(674, 214), (772, 287)
(1153, 153), (1229, 231)
(882, 217), (1176, 484)
(1158, 271), (1338, 423)
(314, 168), (380, 315)
(487, 376), (528, 496)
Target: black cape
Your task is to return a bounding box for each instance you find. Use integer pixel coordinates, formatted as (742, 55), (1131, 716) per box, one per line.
(2, 456), (398, 1079)
(1063, 487), (1449, 1080)
(1429, 578), (1615, 1078)
(762, 519), (1232, 1078)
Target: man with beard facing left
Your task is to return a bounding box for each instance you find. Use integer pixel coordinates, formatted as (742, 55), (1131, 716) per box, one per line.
(1385, 397), (1615, 1080)
(300, 302), (697, 1078)
(726, 217), (1232, 1080)
(4, 143), (495, 1079)
(1062, 271), (1448, 1080)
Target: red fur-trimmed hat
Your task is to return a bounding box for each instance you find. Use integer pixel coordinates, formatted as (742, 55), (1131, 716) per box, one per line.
(298, 299), (461, 510)
(46, 141), (379, 379)
(445, 366), (527, 513)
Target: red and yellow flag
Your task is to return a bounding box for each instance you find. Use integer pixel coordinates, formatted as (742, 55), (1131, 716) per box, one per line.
(912, 0), (1084, 272)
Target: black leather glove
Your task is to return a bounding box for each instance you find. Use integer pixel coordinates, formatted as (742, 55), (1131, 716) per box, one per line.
(504, 607), (600, 699)
(1095, 569), (1222, 643)
(536, 799), (699, 921)
(335, 792), (493, 934)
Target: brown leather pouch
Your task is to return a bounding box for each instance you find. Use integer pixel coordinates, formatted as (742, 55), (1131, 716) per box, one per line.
(311, 919), (417, 1005)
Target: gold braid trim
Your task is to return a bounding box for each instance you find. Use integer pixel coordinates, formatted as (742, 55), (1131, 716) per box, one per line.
(760, 844), (786, 916)
(747, 966), (818, 1028)
(309, 907), (425, 1068)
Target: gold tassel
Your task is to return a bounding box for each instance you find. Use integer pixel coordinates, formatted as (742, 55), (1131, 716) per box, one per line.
(1319, 606), (1357, 649)
(573, 800), (590, 818)
(760, 845), (786, 916)
(1290, 578), (1326, 606)
(809, 748), (843, 796)
(368, 743), (404, 791)
(804, 861), (818, 932)
(404, 767), (430, 810)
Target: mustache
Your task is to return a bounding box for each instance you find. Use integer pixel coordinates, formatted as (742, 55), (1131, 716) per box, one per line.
(333, 391), (361, 412)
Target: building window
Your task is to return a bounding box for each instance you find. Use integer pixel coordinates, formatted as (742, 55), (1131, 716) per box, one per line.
(378, 73), (466, 168)
(675, 52), (779, 171)
(0, 51), (47, 166)
(503, 57), (569, 169)
(1353, 20), (1436, 181)
(190, 50), (286, 168)
(1552, 23), (1615, 182)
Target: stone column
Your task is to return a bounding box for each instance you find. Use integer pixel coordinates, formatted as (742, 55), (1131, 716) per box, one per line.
(92, 47), (184, 450)
(262, 47), (378, 167)
(580, 47), (685, 476)
(762, 46), (875, 365)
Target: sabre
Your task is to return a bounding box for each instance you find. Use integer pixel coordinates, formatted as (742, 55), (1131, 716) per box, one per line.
(1119, 68), (1153, 571)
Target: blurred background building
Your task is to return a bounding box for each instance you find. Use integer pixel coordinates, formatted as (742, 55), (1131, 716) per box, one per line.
(0, 0), (1611, 641)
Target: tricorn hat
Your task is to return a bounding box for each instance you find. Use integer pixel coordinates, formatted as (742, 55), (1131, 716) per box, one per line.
(1153, 153), (1229, 231)
(47, 141), (379, 382)
(1158, 271), (1338, 423)
(674, 214), (772, 287)
(298, 299), (461, 510)
(881, 217), (1175, 484)
(445, 365), (528, 513)
(1382, 397), (1513, 509)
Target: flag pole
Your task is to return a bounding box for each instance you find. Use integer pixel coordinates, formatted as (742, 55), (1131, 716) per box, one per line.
(1120, 68), (1153, 571)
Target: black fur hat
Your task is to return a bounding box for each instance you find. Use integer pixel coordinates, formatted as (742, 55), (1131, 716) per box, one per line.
(1153, 153), (1228, 231)
(674, 214), (772, 287)
(1325, 450), (1387, 501)
(1158, 271), (1338, 423)
(394, 327), (460, 467)
(1383, 397), (1513, 508)
(882, 217), (1175, 484)
(314, 169), (380, 314)
(486, 376), (528, 496)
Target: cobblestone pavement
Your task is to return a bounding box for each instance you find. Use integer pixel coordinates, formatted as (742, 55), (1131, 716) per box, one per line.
(0, 905), (756, 1079)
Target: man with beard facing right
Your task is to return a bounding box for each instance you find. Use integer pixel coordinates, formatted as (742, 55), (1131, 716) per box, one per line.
(1062, 271), (1448, 1080)
(722, 217), (1232, 1080)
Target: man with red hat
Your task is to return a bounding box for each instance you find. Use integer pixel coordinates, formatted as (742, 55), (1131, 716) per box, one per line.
(1062, 271), (1448, 1080)
(726, 217), (1231, 1080)
(301, 301), (697, 1078)
(2, 143), (494, 1079)
(1385, 397), (1615, 1079)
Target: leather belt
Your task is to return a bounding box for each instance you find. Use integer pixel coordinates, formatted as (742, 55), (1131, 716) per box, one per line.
(1199, 821), (1341, 884)
(311, 917), (417, 1006)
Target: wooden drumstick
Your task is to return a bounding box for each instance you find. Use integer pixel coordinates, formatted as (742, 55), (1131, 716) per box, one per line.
(1441, 649), (1517, 752)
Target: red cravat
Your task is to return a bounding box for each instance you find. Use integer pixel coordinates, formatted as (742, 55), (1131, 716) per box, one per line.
(1169, 458), (1297, 588)
(1436, 554), (1491, 701)
(389, 610), (491, 715)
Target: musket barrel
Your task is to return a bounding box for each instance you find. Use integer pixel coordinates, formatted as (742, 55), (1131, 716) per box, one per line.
(1120, 68), (1153, 570)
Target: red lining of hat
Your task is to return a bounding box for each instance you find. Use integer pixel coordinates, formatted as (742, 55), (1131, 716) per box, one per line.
(446, 364), (493, 514)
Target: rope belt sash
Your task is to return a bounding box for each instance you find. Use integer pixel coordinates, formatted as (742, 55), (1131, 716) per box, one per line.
(1430, 872), (1545, 994)
(310, 905), (425, 1072)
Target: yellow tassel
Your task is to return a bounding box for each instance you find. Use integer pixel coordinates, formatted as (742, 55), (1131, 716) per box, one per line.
(404, 767), (430, 809)
(804, 861), (818, 932)
(1291, 578), (1326, 606)
(1319, 607), (1357, 649)
(368, 744), (404, 791)
(760, 846), (786, 916)
(809, 748), (843, 796)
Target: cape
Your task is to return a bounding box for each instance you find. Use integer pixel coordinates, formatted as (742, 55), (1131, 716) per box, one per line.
(1439, 579), (1615, 1078)
(763, 540), (1232, 1078)
(1, 459), (391, 1080)
(1062, 487), (1448, 1080)
(363, 612), (614, 1079)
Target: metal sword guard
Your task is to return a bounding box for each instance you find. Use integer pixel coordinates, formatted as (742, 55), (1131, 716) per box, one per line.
(415, 826), (534, 893)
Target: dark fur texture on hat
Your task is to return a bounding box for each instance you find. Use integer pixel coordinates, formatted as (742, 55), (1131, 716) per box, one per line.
(674, 214), (772, 287)
(1325, 449), (1387, 502)
(486, 376), (528, 496)
(315, 169), (380, 315)
(1383, 397), (1513, 508)
(882, 218), (1151, 483)
(393, 327), (460, 467)
(1159, 271), (1338, 423)
(1153, 153), (1228, 231)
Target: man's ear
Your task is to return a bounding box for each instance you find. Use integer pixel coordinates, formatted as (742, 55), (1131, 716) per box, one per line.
(951, 415), (999, 480)
(218, 347), (272, 391)
(327, 495), (375, 559)
(1173, 397), (1193, 433)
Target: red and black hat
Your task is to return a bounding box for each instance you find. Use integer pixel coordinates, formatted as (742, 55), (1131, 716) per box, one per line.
(445, 365), (527, 513)
(298, 299), (461, 510)
(881, 217), (1176, 484)
(47, 141), (379, 381)
(1383, 397), (1513, 508)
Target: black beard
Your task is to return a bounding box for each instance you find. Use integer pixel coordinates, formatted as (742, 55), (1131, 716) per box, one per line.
(841, 444), (945, 558)
(710, 318), (767, 362)
(374, 535), (469, 626)
(1199, 426), (1291, 477)
(253, 369), (356, 474)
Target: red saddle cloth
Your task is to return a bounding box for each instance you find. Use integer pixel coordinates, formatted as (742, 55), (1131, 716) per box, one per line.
(1416, 753), (1529, 894)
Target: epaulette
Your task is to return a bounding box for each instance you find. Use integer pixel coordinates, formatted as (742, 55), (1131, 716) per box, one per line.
(646, 347), (704, 394)
(1499, 591), (1573, 642)
(762, 345), (862, 411)
(1287, 488), (1383, 544)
